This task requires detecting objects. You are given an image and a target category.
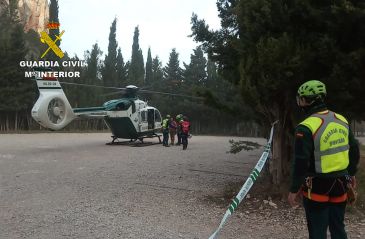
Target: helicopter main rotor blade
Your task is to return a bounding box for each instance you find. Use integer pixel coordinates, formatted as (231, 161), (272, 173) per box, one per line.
(58, 81), (127, 90)
(101, 90), (126, 97)
(139, 89), (204, 100)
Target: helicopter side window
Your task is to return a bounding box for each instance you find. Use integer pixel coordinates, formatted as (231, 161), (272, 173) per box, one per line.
(154, 110), (162, 122)
(141, 111), (147, 122)
(115, 102), (127, 111)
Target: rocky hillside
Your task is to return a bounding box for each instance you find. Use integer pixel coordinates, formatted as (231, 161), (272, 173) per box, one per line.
(1, 0), (49, 32)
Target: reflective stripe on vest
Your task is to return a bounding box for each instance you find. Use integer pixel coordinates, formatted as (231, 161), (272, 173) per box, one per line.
(299, 110), (350, 173)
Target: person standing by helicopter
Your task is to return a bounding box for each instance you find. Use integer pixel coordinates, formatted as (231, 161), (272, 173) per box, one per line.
(169, 116), (177, 145)
(162, 114), (171, 147)
(181, 116), (191, 150)
(176, 114), (183, 146)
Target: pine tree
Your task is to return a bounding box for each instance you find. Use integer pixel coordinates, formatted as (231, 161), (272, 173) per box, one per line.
(145, 47), (153, 85)
(128, 26), (145, 86)
(206, 57), (221, 90)
(0, 12), (35, 130)
(102, 18), (118, 87)
(152, 56), (163, 87)
(163, 48), (182, 84)
(183, 46), (207, 85)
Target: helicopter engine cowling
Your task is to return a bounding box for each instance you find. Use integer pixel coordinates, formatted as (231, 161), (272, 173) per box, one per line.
(32, 91), (75, 130)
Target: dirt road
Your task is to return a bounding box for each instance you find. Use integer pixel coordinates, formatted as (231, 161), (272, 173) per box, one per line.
(0, 133), (363, 238)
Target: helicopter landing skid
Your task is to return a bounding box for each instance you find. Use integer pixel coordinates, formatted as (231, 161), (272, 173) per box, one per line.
(106, 134), (162, 146)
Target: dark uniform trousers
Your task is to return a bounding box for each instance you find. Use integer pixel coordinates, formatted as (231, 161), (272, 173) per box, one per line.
(162, 129), (169, 146)
(303, 197), (347, 239)
(181, 133), (188, 150)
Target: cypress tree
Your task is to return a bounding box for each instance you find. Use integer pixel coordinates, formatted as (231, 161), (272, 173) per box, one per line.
(145, 47), (153, 85)
(116, 47), (127, 87)
(85, 43), (103, 105)
(47, 0), (61, 60)
(102, 18), (118, 86)
(49, 0), (60, 44)
(128, 26), (145, 86)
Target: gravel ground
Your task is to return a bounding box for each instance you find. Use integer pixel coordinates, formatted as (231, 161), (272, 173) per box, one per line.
(0, 133), (364, 239)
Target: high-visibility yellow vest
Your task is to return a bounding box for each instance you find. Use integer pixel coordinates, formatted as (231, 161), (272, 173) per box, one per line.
(299, 110), (349, 174)
(162, 119), (169, 129)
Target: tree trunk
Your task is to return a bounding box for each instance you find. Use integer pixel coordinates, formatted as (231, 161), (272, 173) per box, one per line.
(6, 114), (9, 131)
(15, 111), (18, 131)
(270, 123), (284, 185)
(268, 105), (293, 188)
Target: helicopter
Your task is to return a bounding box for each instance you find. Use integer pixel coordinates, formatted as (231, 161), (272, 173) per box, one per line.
(31, 68), (198, 144)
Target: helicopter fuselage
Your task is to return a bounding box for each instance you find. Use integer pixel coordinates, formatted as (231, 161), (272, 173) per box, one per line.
(101, 99), (162, 139)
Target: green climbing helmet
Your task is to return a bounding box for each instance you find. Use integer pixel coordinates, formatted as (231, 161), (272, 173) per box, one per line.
(297, 80), (327, 97)
(166, 114), (171, 118)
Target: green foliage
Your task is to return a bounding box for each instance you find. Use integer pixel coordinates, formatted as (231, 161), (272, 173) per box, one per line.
(116, 47), (127, 87)
(0, 3), (37, 130)
(145, 47), (153, 85)
(163, 48), (182, 83)
(183, 46), (207, 86)
(85, 43), (103, 105)
(191, 0), (365, 122)
(151, 56), (163, 86)
(47, 0), (60, 60)
(102, 18), (118, 87)
(49, 0), (60, 41)
(128, 26), (145, 86)
(190, 0), (365, 183)
(227, 140), (261, 154)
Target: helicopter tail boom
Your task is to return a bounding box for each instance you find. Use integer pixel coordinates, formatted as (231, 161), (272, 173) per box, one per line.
(31, 77), (75, 130)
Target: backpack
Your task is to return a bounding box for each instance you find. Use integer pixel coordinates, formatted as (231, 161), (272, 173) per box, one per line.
(181, 121), (190, 134)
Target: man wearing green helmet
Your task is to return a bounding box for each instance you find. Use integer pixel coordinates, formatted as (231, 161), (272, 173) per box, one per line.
(288, 80), (359, 239)
(162, 114), (171, 147)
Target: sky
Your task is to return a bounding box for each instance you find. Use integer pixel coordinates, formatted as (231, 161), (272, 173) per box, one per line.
(58, 0), (221, 66)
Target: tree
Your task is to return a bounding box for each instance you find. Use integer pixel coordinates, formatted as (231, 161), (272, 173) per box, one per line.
(0, 3), (35, 130)
(84, 43), (103, 105)
(128, 26), (145, 86)
(191, 0), (365, 186)
(47, 0), (60, 60)
(183, 46), (207, 86)
(152, 56), (163, 86)
(102, 18), (118, 87)
(145, 47), (153, 85)
(206, 57), (220, 89)
(116, 47), (127, 87)
(163, 48), (182, 85)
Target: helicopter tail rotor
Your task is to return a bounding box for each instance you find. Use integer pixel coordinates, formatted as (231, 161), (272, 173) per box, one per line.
(31, 71), (75, 130)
